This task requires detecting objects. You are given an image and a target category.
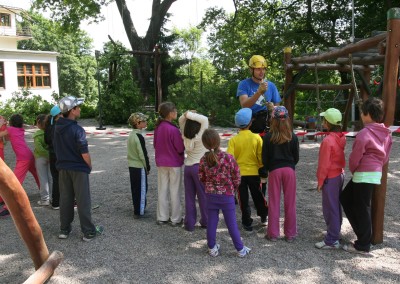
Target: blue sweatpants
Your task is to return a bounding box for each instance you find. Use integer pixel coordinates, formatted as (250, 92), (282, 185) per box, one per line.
(322, 173), (344, 245)
(206, 194), (243, 251)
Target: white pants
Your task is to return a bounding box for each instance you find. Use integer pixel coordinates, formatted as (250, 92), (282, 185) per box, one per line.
(35, 157), (53, 201)
(157, 166), (182, 223)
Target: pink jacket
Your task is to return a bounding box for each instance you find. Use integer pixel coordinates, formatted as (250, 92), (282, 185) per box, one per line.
(153, 120), (185, 167)
(317, 132), (346, 186)
(349, 123), (392, 174)
(7, 126), (34, 161)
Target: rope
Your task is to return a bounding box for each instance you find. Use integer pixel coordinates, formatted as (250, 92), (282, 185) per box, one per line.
(349, 54), (363, 113)
(314, 63), (322, 130)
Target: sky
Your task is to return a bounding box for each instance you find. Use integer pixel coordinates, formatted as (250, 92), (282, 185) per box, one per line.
(81, 0), (235, 51)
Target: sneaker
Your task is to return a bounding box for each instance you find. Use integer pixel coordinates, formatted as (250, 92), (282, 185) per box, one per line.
(157, 220), (169, 225)
(37, 200), (50, 206)
(237, 246), (251, 258)
(265, 235), (278, 242)
(260, 217), (267, 226)
(82, 225), (104, 242)
(342, 243), (372, 256)
(58, 229), (71, 239)
(315, 240), (341, 249)
(170, 219), (183, 227)
(208, 244), (220, 257)
(0, 208), (10, 218)
(52, 206), (60, 210)
(243, 224), (253, 232)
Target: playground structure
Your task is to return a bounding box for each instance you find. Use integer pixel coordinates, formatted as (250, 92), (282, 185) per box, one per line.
(0, 157), (63, 283)
(282, 8), (400, 244)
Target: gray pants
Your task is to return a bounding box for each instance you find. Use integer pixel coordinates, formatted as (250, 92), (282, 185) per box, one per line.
(59, 170), (95, 235)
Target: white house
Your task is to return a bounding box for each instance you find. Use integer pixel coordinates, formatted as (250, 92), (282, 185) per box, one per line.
(0, 2), (59, 102)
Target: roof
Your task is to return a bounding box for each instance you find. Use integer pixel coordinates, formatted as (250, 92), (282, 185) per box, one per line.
(0, 0), (30, 11)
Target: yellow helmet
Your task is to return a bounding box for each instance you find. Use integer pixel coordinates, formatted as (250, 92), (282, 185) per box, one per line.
(249, 55), (267, 68)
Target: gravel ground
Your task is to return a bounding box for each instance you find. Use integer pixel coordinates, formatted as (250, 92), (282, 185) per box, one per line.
(1, 119), (400, 283)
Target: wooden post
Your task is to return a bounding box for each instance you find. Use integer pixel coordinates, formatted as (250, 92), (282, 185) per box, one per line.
(154, 45), (162, 112)
(0, 159), (49, 270)
(283, 47), (295, 121)
(372, 8), (400, 244)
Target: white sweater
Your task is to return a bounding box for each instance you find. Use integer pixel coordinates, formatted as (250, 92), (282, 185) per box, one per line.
(178, 111), (209, 166)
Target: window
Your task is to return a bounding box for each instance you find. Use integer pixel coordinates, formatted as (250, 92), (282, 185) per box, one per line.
(0, 62), (4, 89)
(17, 63), (51, 88)
(0, 13), (11, 27)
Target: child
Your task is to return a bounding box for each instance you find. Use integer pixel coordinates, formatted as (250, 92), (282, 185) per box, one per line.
(44, 105), (62, 209)
(227, 108), (268, 231)
(262, 106), (299, 242)
(127, 112), (151, 218)
(33, 114), (53, 206)
(315, 108), (346, 249)
(179, 110), (209, 231)
(199, 129), (251, 257)
(0, 114), (40, 217)
(340, 97), (392, 255)
(153, 102), (185, 226)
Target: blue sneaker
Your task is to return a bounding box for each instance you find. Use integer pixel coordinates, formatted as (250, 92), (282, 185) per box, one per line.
(237, 246), (251, 257)
(208, 244), (220, 257)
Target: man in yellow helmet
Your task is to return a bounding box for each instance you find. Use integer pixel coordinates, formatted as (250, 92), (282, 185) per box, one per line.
(236, 55), (281, 133)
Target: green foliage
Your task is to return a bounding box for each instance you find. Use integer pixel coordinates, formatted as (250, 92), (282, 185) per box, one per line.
(96, 42), (143, 124)
(0, 91), (53, 125)
(33, 0), (108, 31)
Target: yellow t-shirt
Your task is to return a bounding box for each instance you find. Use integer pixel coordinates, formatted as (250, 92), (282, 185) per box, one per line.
(227, 129), (263, 176)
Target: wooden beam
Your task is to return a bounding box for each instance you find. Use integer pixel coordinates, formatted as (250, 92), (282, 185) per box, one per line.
(286, 63), (375, 72)
(292, 33), (386, 64)
(295, 83), (354, 91)
(336, 55), (385, 65)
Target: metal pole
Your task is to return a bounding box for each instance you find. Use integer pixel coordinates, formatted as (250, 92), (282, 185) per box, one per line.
(95, 50), (106, 130)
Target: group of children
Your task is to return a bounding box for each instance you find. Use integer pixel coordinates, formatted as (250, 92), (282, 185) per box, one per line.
(0, 95), (391, 257)
(0, 108), (63, 217)
(127, 97), (392, 258)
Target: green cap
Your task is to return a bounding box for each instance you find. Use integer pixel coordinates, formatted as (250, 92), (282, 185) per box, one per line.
(320, 108), (342, 126)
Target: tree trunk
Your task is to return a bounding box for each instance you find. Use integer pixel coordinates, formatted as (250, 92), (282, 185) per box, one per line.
(115, 0), (176, 102)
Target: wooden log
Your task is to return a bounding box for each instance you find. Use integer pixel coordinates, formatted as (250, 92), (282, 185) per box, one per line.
(283, 47), (295, 121)
(292, 33), (386, 64)
(336, 55), (385, 65)
(23, 251), (64, 284)
(286, 63), (375, 72)
(372, 7), (400, 245)
(295, 83), (354, 90)
(0, 158), (49, 270)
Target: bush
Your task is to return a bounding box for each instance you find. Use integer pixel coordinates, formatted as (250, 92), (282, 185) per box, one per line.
(0, 91), (53, 125)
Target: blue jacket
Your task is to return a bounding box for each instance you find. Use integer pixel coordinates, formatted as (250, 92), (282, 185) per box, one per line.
(54, 117), (91, 173)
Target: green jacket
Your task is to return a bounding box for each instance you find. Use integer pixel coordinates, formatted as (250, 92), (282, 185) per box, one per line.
(33, 129), (49, 159)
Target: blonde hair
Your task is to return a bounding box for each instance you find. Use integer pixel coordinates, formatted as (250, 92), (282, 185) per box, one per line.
(201, 129), (220, 167)
(269, 117), (292, 144)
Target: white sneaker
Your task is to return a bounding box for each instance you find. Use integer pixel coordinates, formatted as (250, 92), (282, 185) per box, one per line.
(208, 244), (220, 257)
(237, 246), (251, 257)
(315, 240), (341, 249)
(37, 200), (50, 206)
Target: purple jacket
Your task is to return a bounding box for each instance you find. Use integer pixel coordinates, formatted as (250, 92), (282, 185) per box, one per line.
(154, 120), (184, 167)
(349, 123), (392, 174)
